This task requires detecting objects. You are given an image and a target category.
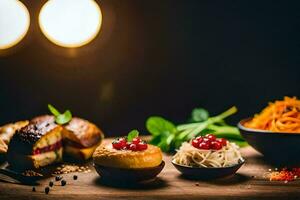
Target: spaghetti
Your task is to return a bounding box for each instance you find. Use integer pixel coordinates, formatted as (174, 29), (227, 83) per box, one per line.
(244, 97), (300, 133)
(172, 141), (243, 168)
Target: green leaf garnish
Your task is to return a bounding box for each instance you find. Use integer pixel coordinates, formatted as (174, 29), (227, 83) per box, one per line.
(127, 129), (139, 142)
(55, 110), (72, 125)
(48, 104), (60, 117)
(48, 104), (72, 125)
(146, 117), (176, 136)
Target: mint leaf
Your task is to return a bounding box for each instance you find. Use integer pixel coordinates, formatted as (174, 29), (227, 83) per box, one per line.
(127, 130), (139, 142)
(55, 110), (72, 125)
(48, 104), (61, 117)
(146, 116), (176, 136)
(48, 104), (72, 125)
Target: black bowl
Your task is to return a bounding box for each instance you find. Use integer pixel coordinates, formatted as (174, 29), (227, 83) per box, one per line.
(94, 161), (165, 182)
(238, 118), (300, 165)
(172, 159), (245, 180)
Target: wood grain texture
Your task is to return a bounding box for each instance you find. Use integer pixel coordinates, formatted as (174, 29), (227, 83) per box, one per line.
(1, 143), (300, 200)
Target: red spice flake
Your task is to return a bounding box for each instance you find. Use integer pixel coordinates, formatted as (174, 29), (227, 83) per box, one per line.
(269, 167), (300, 182)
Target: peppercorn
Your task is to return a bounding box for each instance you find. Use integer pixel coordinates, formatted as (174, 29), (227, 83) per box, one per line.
(32, 187), (36, 192)
(45, 187), (50, 194)
(61, 179), (66, 186)
(55, 176), (62, 181)
(49, 181), (54, 187)
(73, 175), (78, 180)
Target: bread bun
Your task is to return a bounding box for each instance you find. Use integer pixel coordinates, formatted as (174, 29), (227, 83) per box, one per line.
(93, 144), (162, 169)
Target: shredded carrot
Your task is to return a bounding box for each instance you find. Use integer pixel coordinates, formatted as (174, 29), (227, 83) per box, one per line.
(245, 97), (300, 133)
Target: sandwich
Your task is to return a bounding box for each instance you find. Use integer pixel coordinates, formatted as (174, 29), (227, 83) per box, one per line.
(63, 117), (104, 160)
(7, 115), (104, 169)
(7, 116), (63, 169)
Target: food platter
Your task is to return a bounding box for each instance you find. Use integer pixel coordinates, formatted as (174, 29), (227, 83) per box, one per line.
(1, 97), (300, 199)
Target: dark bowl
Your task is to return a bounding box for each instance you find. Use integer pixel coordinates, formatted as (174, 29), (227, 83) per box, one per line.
(94, 161), (165, 182)
(172, 159), (245, 180)
(238, 118), (300, 165)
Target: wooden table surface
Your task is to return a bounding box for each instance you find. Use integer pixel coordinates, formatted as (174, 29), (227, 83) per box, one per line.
(1, 144), (300, 200)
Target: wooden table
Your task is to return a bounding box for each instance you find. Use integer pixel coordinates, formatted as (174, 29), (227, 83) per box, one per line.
(1, 145), (300, 200)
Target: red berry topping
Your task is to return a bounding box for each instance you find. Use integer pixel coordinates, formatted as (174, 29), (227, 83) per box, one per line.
(191, 134), (227, 151)
(203, 137), (211, 144)
(118, 138), (127, 148)
(137, 142), (148, 151)
(112, 141), (121, 150)
(112, 137), (148, 151)
(216, 138), (227, 146)
(132, 137), (141, 145)
(211, 141), (222, 150)
(199, 142), (210, 150)
(129, 143), (137, 151)
(192, 139), (200, 148)
(126, 142), (132, 149)
(112, 138), (127, 150)
(205, 134), (216, 141)
(195, 136), (203, 143)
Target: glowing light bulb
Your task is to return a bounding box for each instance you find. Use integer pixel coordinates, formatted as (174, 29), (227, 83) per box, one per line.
(39, 0), (102, 48)
(0, 0), (30, 50)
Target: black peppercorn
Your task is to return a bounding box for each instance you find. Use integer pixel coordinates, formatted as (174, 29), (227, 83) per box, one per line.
(32, 187), (36, 192)
(55, 176), (62, 181)
(61, 179), (66, 186)
(45, 187), (50, 194)
(49, 181), (54, 187)
(73, 175), (78, 180)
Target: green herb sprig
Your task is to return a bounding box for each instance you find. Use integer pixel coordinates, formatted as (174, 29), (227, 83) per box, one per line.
(127, 129), (139, 142)
(146, 106), (247, 152)
(48, 104), (72, 125)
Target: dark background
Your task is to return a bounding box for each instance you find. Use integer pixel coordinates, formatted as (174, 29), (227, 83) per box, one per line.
(0, 0), (299, 136)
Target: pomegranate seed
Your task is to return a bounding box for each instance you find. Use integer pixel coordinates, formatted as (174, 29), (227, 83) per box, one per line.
(192, 139), (200, 148)
(132, 137), (141, 145)
(112, 141), (122, 150)
(199, 142), (210, 150)
(129, 143), (137, 151)
(118, 138), (127, 148)
(196, 136), (203, 143)
(203, 137), (211, 144)
(211, 141), (222, 150)
(126, 142), (132, 149)
(217, 138), (227, 146)
(205, 134), (216, 141)
(137, 142), (148, 151)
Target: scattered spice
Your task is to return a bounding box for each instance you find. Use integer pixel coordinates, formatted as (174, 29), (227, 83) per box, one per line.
(269, 167), (300, 182)
(45, 187), (50, 194)
(32, 187), (36, 192)
(22, 170), (43, 177)
(61, 180), (67, 186)
(53, 164), (90, 175)
(195, 182), (199, 186)
(55, 176), (63, 181)
(73, 175), (78, 180)
(49, 181), (54, 187)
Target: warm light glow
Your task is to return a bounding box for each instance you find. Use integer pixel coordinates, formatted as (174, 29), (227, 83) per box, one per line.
(0, 0), (30, 49)
(39, 0), (102, 48)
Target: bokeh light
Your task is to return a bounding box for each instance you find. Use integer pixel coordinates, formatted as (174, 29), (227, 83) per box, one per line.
(0, 0), (30, 50)
(39, 0), (102, 48)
